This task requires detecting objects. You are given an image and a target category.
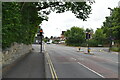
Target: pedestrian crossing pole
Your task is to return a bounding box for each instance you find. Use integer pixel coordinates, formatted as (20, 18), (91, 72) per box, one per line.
(40, 36), (42, 53)
(40, 29), (43, 53)
(87, 40), (90, 53)
(86, 32), (91, 54)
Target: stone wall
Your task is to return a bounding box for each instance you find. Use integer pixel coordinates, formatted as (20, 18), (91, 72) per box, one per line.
(2, 43), (32, 67)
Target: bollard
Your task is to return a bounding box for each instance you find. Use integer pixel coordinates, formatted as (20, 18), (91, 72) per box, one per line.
(79, 47), (81, 51)
(88, 47), (91, 53)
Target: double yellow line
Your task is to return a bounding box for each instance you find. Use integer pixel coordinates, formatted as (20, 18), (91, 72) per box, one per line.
(46, 52), (58, 80)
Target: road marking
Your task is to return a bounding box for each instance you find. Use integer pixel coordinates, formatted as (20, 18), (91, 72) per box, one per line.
(44, 44), (58, 80)
(77, 62), (105, 78)
(47, 53), (58, 80)
(46, 53), (55, 79)
(44, 45), (58, 80)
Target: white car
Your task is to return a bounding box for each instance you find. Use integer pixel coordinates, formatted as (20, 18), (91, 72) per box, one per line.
(47, 42), (51, 44)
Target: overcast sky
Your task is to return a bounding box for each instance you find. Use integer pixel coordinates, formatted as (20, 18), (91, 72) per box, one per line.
(41, 0), (120, 38)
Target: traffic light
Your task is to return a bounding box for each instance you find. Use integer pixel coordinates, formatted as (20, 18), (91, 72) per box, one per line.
(40, 29), (43, 36)
(37, 29), (43, 37)
(86, 33), (88, 39)
(86, 32), (91, 39)
(88, 33), (91, 39)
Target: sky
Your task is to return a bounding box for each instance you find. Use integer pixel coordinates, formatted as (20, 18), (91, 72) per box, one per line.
(41, 0), (120, 38)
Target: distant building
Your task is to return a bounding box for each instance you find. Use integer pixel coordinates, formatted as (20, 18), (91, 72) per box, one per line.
(52, 37), (61, 41)
(60, 31), (66, 40)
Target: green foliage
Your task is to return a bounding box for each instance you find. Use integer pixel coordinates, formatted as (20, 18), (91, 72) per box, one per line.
(36, 2), (92, 21)
(43, 39), (48, 43)
(65, 27), (85, 46)
(52, 40), (60, 44)
(2, 2), (93, 49)
(93, 28), (107, 45)
(85, 28), (93, 33)
(111, 46), (120, 52)
(102, 7), (120, 43)
(87, 39), (98, 47)
(43, 37), (49, 43)
(2, 2), (22, 48)
(2, 2), (40, 49)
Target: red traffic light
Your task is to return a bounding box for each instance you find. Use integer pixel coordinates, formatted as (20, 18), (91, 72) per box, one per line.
(40, 29), (43, 33)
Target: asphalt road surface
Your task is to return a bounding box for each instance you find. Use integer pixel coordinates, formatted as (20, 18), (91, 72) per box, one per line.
(45, 44), (118, 78)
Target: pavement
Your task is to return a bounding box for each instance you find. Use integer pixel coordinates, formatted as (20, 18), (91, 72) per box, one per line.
(2, 44), (45, 79)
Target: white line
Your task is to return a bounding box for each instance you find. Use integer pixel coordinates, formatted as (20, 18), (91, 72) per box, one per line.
(77, 62), (105, 78)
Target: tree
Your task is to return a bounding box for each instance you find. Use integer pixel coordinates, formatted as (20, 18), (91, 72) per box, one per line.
(93, 28), (107, 45)
(102, 7), (120, 44)
(2, 1), (93, 49)
(65, 27), (85, 46)
(85, 28), (93, 33)
(50, 36), (53, 39)
(36, 1), (93, 21)
(2, 2), (22, 48)
(2, 2), (40, 49)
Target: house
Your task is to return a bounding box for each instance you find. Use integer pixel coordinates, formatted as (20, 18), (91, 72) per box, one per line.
(60, 31), (66, 40)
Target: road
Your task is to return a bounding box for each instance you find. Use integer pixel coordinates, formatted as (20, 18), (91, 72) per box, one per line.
(45, 44), (118, 78)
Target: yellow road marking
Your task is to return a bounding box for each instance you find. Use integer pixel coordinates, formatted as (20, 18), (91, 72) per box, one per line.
(44, 44), (58, 80)
(47, 53), (58, 80)
(46, 53), (55, 79)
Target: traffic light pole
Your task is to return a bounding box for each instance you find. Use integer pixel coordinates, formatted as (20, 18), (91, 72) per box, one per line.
(87, 39), (90, 54)
(40, 36), (42, 53)
(39, 29), (43, 53)
(86, 32), (91, 54)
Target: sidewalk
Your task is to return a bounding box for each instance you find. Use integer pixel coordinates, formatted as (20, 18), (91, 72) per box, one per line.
(2, 44), (45, 78)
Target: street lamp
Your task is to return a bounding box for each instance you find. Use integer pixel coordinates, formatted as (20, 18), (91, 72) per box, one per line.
(108, 7), (113, 52)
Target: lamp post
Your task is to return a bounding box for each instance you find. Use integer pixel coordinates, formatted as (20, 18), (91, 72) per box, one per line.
(108, 7), (113, 52)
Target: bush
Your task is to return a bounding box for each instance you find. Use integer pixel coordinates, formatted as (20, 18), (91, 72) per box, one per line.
(111, 47), (120, 52)
(87, 39), (99, 47)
